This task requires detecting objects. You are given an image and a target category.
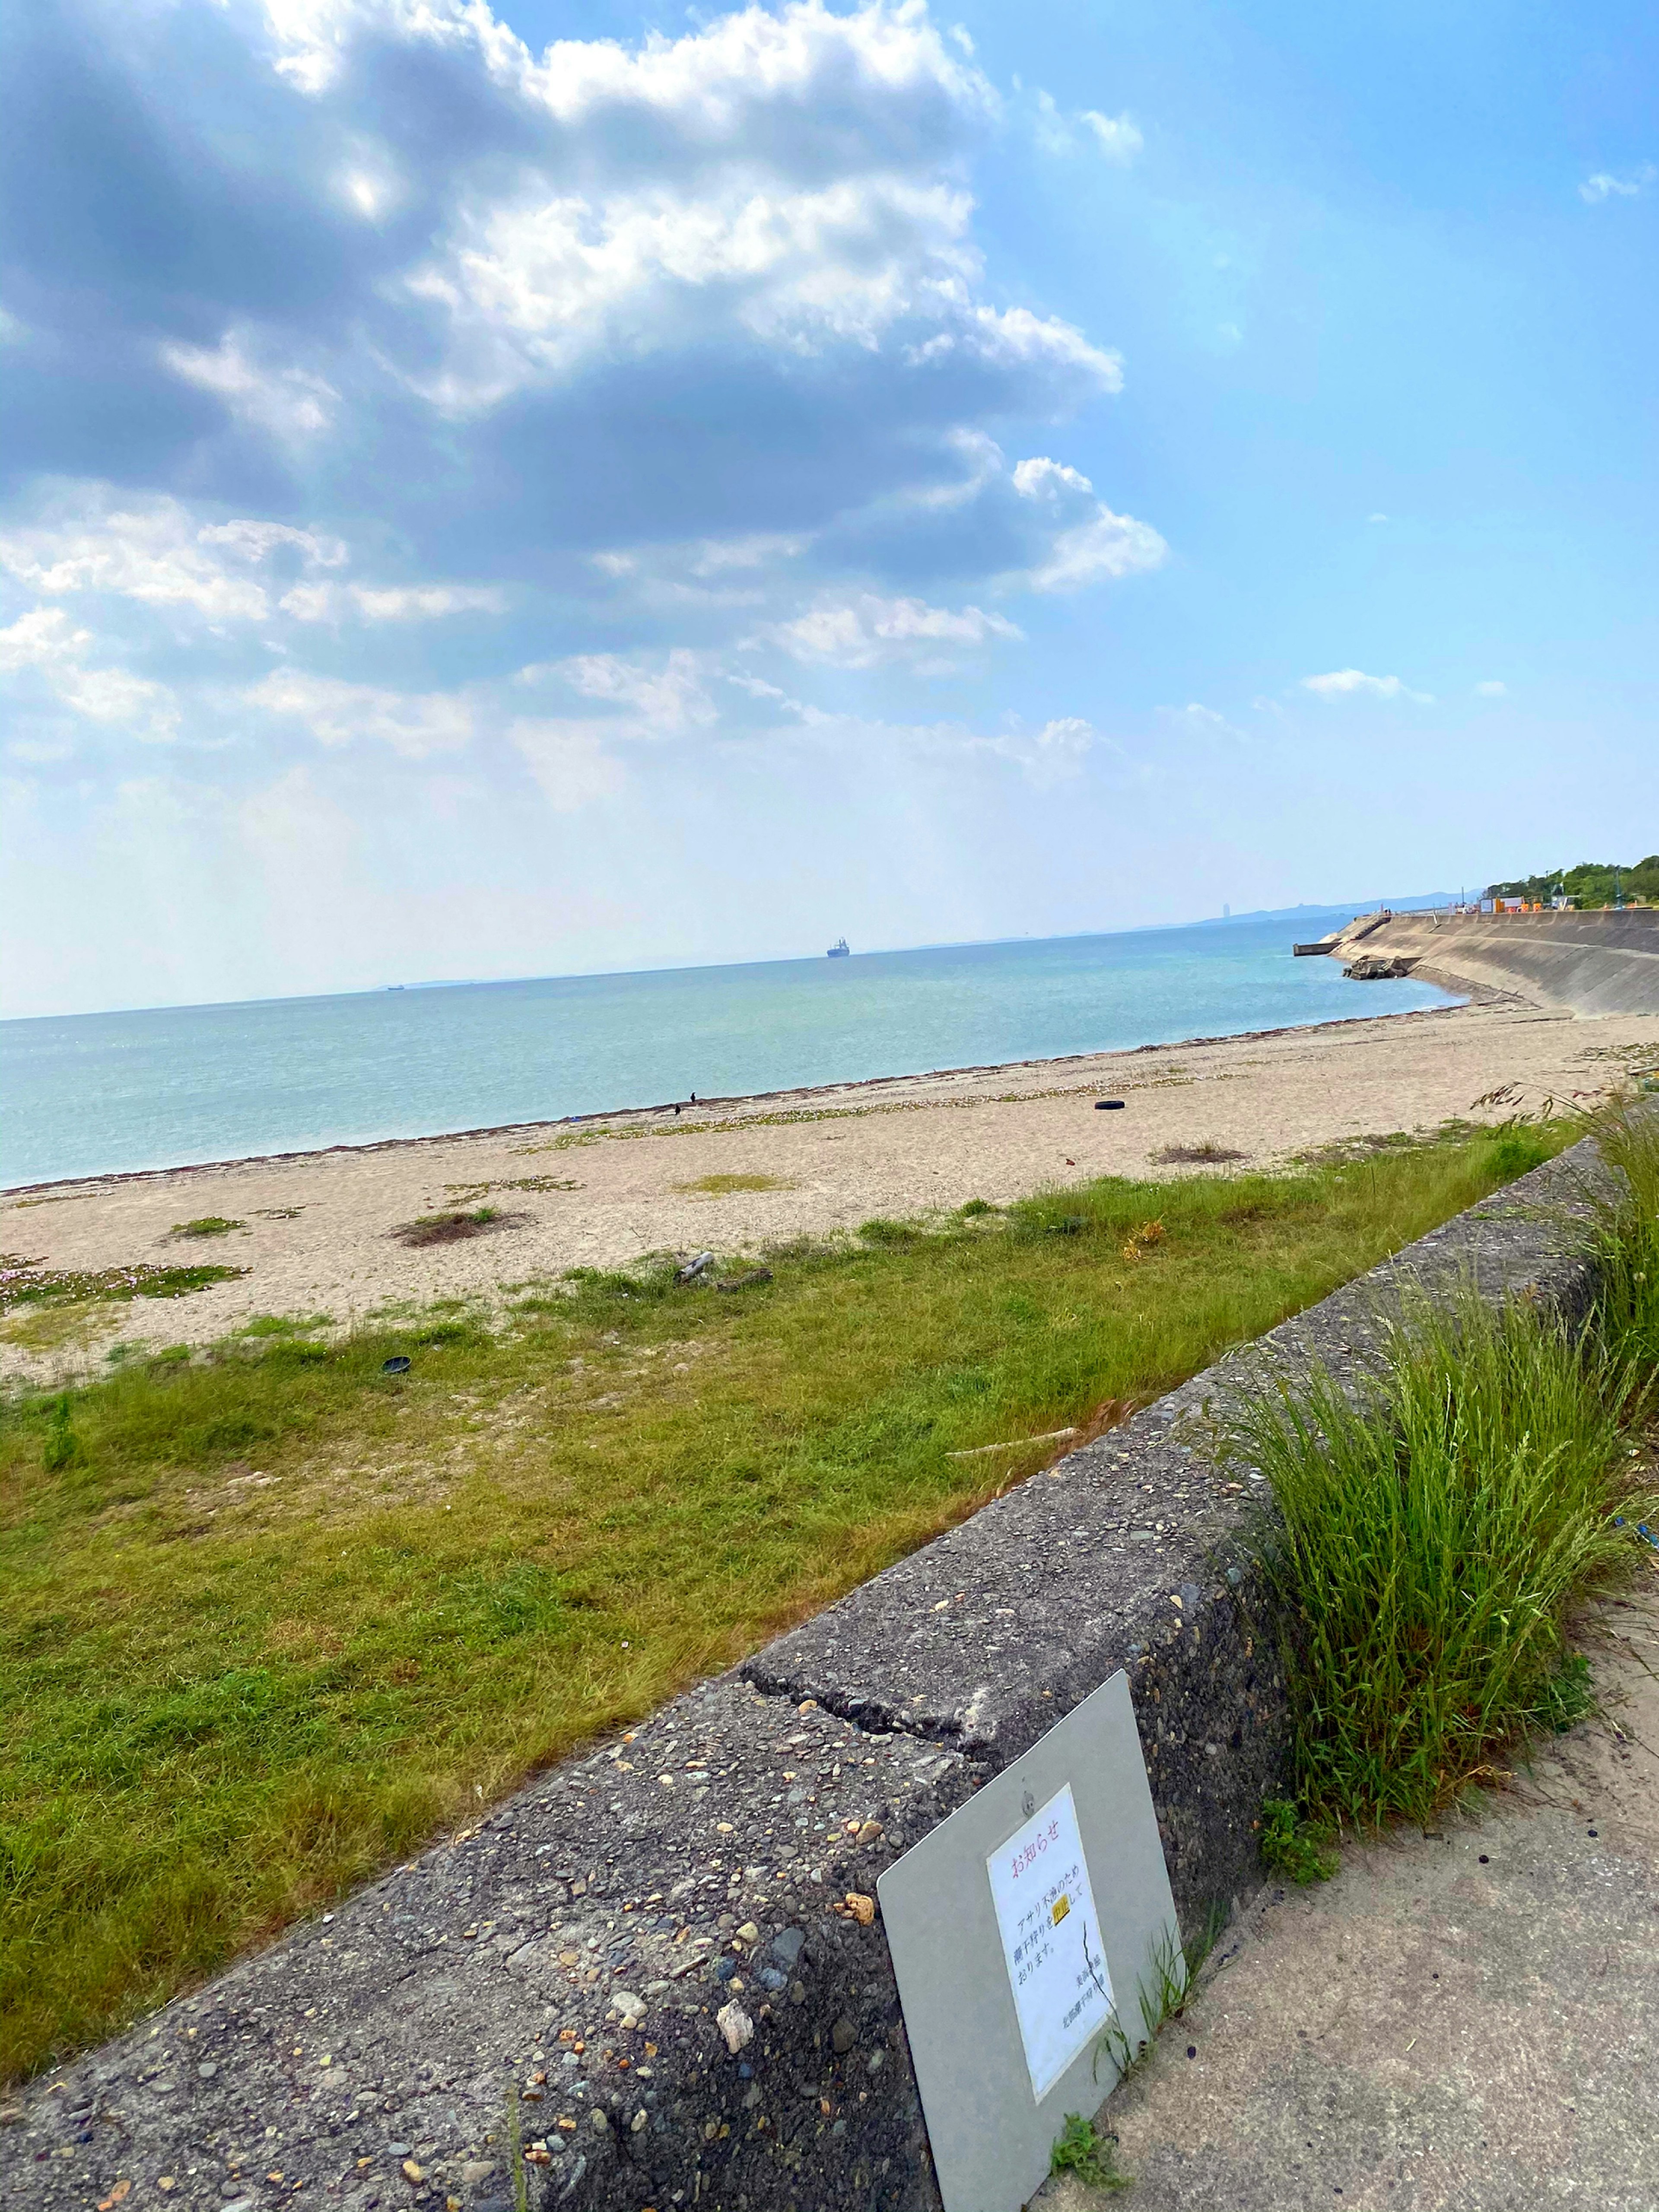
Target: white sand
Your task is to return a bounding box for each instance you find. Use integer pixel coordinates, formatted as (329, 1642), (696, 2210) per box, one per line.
(6, 998), (1656, 1378)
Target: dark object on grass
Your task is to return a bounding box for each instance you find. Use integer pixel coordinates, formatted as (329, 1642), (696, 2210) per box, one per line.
(715, 1269), (774, 1294)
(1095, 1099), (1126, 1110)
(676, 1250), (715, 1283)
(1047, 1216), (1085, 1236)
(381, 1355), (412, 1376)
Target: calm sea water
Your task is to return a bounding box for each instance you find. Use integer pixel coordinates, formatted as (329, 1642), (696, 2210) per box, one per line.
(0, 914), (1457, 1188)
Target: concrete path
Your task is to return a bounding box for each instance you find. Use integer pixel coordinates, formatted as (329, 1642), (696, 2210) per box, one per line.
(1043, 1583), (1659, 2212)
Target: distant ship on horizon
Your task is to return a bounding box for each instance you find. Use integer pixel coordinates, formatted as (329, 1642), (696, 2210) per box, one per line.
(826, 937), (850, 958)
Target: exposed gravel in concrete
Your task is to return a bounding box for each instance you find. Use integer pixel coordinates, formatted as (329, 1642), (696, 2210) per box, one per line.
(1, 1681), (973, 2212)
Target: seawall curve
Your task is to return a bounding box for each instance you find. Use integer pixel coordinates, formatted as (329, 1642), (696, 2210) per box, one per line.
(1337, 907), (1659, 1016)
(0, 1143), (1617, 2212)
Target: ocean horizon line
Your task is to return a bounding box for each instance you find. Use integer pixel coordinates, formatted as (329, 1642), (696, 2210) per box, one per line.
(0, 893), (1459, 1030)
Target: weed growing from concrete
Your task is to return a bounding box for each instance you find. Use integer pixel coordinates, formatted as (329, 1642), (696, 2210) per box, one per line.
(1050, 2112), (1132, 2193)
(1093, 1910), (1222, 2085)
(1259, 1798), (1337, 1884)
(506, 2082), (530, 2212)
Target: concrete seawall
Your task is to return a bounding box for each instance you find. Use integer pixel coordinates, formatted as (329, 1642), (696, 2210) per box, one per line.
(1, 1144), (1614, 2212)
(1335, 907), (1659, 1016)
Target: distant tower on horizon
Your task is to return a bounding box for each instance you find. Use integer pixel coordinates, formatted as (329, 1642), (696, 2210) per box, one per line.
(1222, 903), (1231, 919)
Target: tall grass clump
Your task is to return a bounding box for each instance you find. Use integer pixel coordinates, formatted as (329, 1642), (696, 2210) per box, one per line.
(1583, 1105), (1659, 1398)
(1236, 1115), (1659, 1828)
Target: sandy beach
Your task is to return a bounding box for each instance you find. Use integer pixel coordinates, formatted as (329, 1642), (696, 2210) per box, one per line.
(6, 996), (1656, 1378)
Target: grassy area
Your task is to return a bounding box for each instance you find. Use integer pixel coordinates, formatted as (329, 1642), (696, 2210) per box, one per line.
(0, 1122), (1570, 2079)
(1235, 1109), (1659, 1832)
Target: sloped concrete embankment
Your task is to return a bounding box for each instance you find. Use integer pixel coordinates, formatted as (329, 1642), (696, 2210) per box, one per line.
(1, 1147), (1611, 2212)
(1345, 908), (1659, 1016)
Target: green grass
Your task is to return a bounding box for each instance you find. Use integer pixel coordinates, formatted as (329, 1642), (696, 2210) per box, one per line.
(1234, 1110), (1659, 1834)
(672, 1172), (796, 1195)
(0, 1255), (248, 1318)
(0, 1122), (1572, 2080)
(168, 1217), (244, 1239)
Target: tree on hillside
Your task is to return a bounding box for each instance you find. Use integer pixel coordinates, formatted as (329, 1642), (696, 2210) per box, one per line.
(1487, 858), (1659, 907)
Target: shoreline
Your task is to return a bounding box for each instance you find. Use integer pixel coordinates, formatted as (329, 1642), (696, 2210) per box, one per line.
(10, 988), (1653, 1382)
(3, 995), (1469, 1198)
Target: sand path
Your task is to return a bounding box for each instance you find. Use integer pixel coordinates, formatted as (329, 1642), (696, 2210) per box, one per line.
(6, 999), (1657, 1378)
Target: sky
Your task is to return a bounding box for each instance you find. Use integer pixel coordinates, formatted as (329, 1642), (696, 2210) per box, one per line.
(2, 0), (1655, 1018)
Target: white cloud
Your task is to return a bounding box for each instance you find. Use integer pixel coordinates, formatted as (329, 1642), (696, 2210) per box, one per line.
(161, 331), (339, 441)
(1367, 512), (1389, 523)
(1033, 91), (1141, 163)
(1579, 165), (1656, 203)
(990, 715), (1098, 786)
(904, 711), (1100, 787)
(509, 718), (629, 811)
(279, 581), (507, 622)
(533, 649), (717, 734)
(0, 499), (341, 621)
(55, 665), (181, 741)
(1300, 668), (1433, 705)
(267, 0), (994, 127)
(1163, 702), (1245, 740)
(246, 670), (476, 755)
(0, 606), (92, 669)
(1011, 456), (1166, 589)
(1473, 679), (1507, 697)
(772, 591), (1021, 667)
(0, 496), (503, 644)
(405, 175), (1113, 411)
(1080, 111), (1143, 162)
(197, 520), (347, 566)
(0, 604), (179, 740)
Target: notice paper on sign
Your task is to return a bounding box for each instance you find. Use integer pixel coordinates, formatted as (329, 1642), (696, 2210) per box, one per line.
(986, 1783), (1114, 2100)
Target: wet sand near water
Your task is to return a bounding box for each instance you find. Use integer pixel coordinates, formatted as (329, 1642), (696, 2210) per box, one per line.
(6, 998), (1656, 1380)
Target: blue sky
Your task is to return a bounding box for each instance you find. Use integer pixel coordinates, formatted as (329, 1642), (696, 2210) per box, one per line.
(2, 0), (1654, 1016)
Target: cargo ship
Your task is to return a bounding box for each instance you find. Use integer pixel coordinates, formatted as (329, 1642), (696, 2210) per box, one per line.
(826, 937), (850, 958)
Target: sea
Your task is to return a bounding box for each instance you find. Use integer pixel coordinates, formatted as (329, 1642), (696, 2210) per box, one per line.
(1, 911), (1459, 1189)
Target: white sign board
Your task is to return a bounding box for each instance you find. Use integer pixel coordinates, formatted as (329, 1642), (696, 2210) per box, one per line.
(986, 1783), (1114, 2098)
(877, 1671), (1179, 2212)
